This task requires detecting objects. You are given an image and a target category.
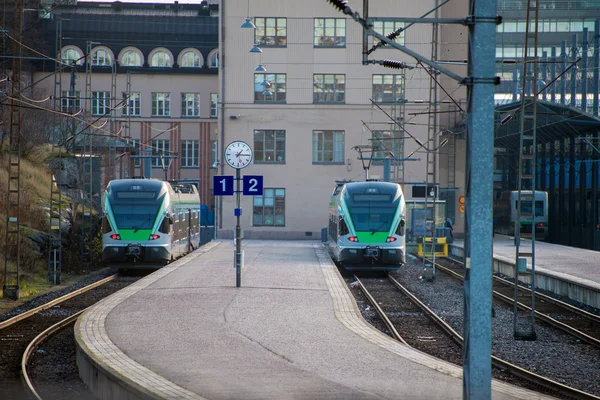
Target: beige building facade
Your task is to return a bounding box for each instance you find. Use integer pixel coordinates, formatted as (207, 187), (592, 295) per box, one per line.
(217, 0), (468, 239)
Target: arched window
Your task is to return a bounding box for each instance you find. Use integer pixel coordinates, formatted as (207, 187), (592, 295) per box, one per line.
(92, 48), (112, 66)
(62, 47), (84, 65)
(150, 50), (172, 67)
(120, 49), (143, 67)
(208, 50), (219, 69)
(179, 50), (202, 68)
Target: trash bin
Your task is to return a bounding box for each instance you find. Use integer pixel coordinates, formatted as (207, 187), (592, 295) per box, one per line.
(321, 227), (328, 243)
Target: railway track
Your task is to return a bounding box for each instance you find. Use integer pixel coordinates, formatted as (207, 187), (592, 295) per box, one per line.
(430, 257), (600, 347)
(0, 273), (138, 399)
(353, 273), (600, 400)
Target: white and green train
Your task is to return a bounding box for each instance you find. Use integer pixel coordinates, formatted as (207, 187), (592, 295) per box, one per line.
(327, 181), (406, 271)
(101, 178), (202, 269)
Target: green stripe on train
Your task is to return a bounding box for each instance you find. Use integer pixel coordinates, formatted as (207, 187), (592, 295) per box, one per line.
(118, 229), (153, 241)
(356, 232), (389, 244)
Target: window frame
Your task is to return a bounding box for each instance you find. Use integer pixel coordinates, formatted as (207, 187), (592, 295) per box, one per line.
(372, 74), (404, 104)
(122, 92), (141, 117)
(92, 91), (111, 116)
(210, 93), (218, 118)
(372, 21), (405, 46)
(254, 73), (287, 103)
(181, 140), (199, 168)
(208, 50), (219, 69)
(253, 130), (286, 164)
(61, 90), (81, 113)
(151, 139), (170, 168)
(120, 49), (143, 67)
(313, 74), (345, 104)
(181, 92), (201, 117)
(150, 50), (172, 68)
(254, 17), (287, 47)
(92, 48), (112, 66)
(371, 129), (402, 163)
(312, 130), (345, 164)
(314, 18), (346, 48)
(151, 92), (171, 117)
(179, 50), (202, 68)
(253, 188), (285, 227)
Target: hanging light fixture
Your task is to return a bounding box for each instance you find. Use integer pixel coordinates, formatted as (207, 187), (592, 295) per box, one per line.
(249, 44), (262, 53)
(255, 64), (266, 72)
(240, 0), (255, 28)
(262, 89), (273, 96)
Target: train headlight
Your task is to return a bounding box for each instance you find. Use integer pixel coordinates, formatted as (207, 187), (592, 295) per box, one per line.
(149, 234), (160, 240)
(110, 234), (121, 240)
(386, 237), (397, 242)
(348, 236), (359, 242)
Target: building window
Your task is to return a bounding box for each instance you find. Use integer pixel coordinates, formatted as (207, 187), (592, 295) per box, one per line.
(181, 93), (201, 117)
(254, 73), (286, 102)
(210, 93), (218, 118)
(152, 139), (170, 167)
(130, 139), (141, 167)
(253, 188), (285, 226)
(62, 48), (83, 65)
(150, 51), (171, 67)
(121, 50), (142, 67)
(254, 130), (285, 163)
(312, 130), (344, 163)
(208, 51), (219, 68)
(92, 91), (111, 116)
(92, 49), (111, 66)
(372, 74), (404, 104)
(152, 92), (170, 116)
(181, 140), (199, 167)
(313, 74), (345, 103)
(373, 21), (405, 46)
(314, 18), (346, 47)
(122, 92), (141, 116)
(180, 50), (201, 67)
(255, 17), (287, 46)
(372, 130), (402, 161)
(61, 91), (81, 113)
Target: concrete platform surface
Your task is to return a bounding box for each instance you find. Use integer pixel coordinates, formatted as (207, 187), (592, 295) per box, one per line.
(76, 240), (555, 400)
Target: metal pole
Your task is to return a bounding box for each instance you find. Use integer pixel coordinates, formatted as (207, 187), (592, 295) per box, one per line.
(570, 34), (577, 107)
(235, 168), (242, 287)
(581, 28), (588, 113)
(550, 47), (557, 103)
(463, 0), (496, 398)
(560, 41), (567, 104)
(594, 20), (599, 117)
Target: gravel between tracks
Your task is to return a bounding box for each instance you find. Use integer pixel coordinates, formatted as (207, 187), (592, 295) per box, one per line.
(379, 255), (600, 397)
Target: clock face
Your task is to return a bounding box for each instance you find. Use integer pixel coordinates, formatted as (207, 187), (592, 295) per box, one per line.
(225, 141), (253, 169)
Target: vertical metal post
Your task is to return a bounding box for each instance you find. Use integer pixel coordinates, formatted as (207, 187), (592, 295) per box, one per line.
(594, 20), (599, 117)
(541, 51), (547, 101)
(512, 68), (518, 101)
(235, 168), (242, 287)
(550, 47), (556, 103)
(570, 34), (577, 107)
(560, 41), (567, 104)
(581, 28), (588, 113)
(463, 0), (497, 398)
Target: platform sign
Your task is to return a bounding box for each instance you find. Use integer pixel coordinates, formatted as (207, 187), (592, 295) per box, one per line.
(213, 175), (234, 196)
(242, 175), (264, 195)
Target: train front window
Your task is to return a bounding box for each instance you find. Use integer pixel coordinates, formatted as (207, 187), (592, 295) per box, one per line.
(111, 204), (159, 230)
(516, 200), (544, 217)
(348, 207), (397, 232)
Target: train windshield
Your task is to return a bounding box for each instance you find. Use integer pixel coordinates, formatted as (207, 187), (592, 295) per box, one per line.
(516, 200), (544, 217)
(348, 206), (397, 232)
(111, 204), (160, 230)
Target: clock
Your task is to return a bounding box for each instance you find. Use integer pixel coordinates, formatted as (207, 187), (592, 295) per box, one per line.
(224, 141), (253, 169)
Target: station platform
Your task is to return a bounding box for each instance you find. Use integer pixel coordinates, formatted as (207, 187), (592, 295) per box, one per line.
(450, 235), (600, 309)
(75, 240), (552, 400)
